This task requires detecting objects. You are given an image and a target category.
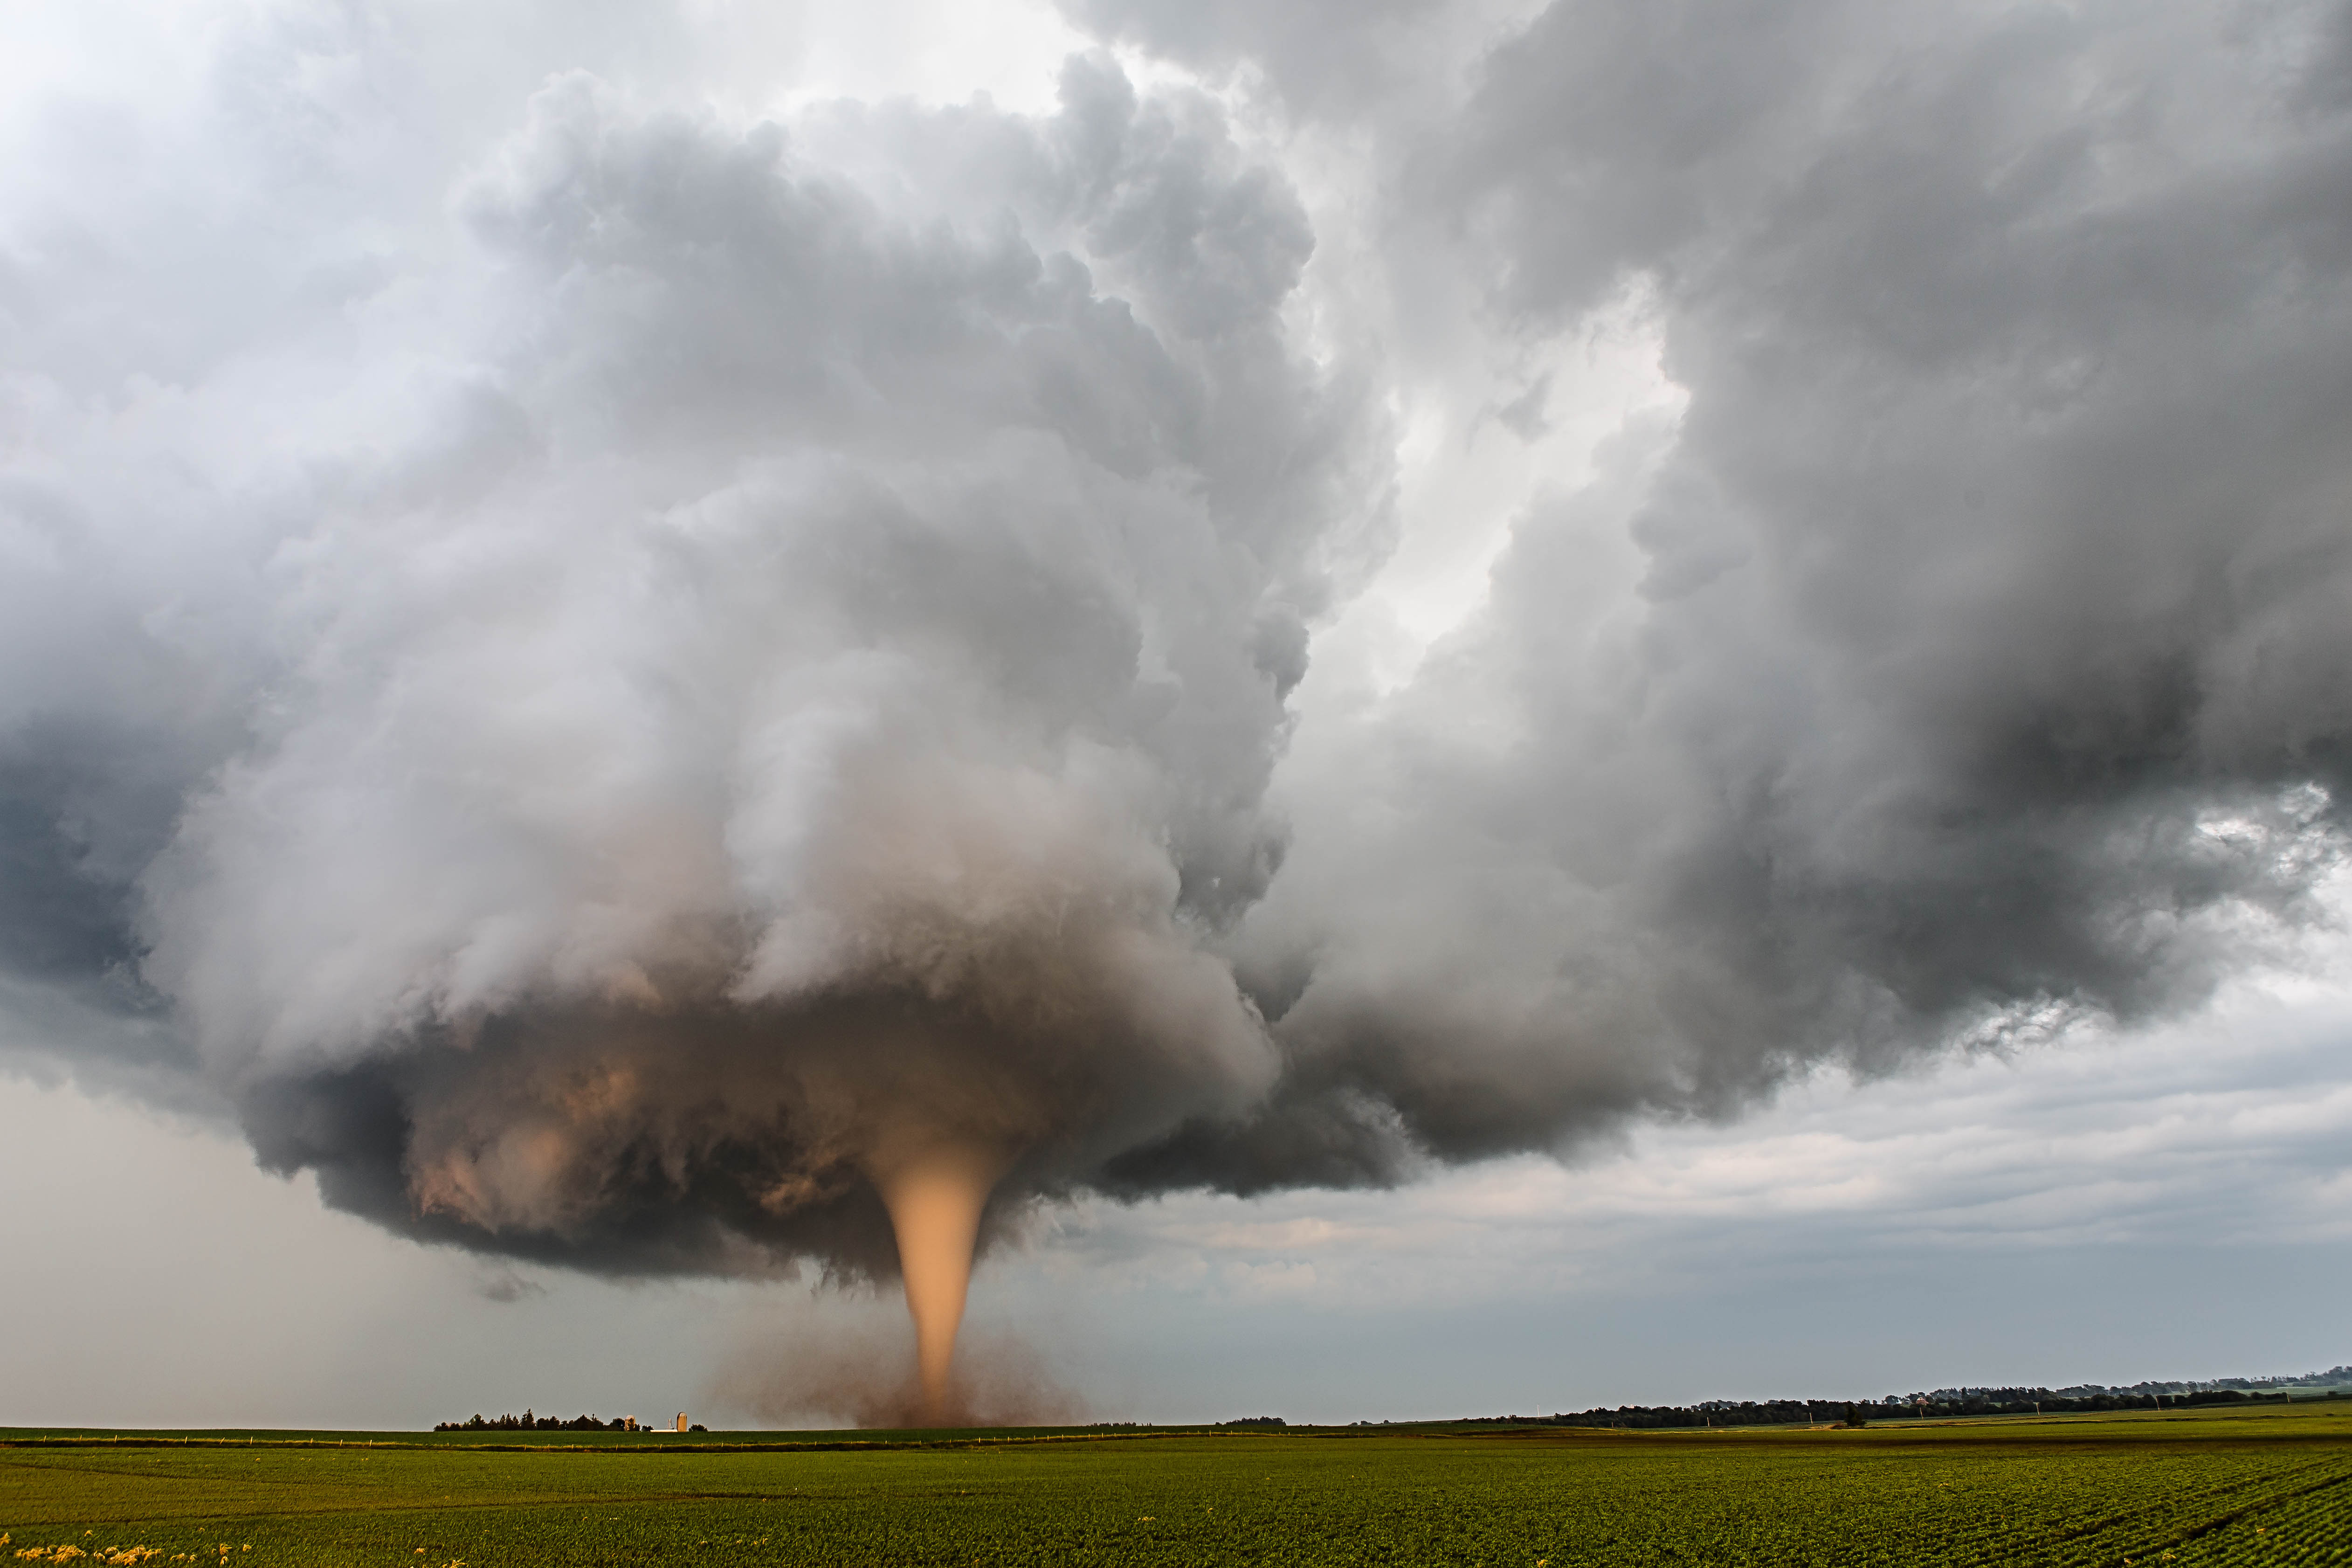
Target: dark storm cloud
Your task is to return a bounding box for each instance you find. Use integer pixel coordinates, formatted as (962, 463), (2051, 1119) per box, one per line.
(3, 0), (2349, 1277)
(1196, 0), (2352, 1182)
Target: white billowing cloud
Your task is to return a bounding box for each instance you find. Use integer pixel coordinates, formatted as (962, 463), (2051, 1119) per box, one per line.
(5, 10), (1389, 1273)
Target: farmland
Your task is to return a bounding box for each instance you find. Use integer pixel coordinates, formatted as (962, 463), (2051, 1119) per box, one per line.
(3, 1401), (2348, 1566)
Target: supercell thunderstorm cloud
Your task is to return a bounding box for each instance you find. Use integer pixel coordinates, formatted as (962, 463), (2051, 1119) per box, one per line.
(5, 0), (2352, 1414)
(140, 62), (1345, 1275)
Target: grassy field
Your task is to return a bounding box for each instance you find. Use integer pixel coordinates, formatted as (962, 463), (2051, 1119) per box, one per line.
(3, 1401), (2347, 1565)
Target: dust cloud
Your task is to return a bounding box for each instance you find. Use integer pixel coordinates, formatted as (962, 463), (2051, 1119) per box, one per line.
(715, 1317), (1085, 1430)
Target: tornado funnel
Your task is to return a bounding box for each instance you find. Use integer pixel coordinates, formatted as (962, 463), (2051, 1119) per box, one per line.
(871, 1138), (1010, 1424)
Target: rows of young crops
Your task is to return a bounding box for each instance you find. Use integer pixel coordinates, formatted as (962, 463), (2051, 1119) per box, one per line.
(4, 1417), (2348, 1565)
(2168, 1462), (2352, 1566)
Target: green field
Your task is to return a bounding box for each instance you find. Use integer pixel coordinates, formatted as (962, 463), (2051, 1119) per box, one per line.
(4, 1402), (2348, 1566)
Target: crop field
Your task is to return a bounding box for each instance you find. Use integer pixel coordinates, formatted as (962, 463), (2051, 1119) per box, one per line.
(3, 1402), (2348, 1566)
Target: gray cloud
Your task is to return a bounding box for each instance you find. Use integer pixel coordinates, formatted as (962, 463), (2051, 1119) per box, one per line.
(1054, 0), (1449, 111)
(1194, 0), (2352, 1182)
(3, 0), (2349, 1287)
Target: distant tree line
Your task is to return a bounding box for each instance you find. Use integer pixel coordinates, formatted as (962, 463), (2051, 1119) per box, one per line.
(2040, 1367), (2352, 1399)
(434, 1410), (630, 1431)
(1216, 1417), (1289, 1428)
(1457, 1387), (2295, 1430)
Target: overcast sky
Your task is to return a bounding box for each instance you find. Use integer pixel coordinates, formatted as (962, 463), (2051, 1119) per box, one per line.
(3, 0), (2349, 1428)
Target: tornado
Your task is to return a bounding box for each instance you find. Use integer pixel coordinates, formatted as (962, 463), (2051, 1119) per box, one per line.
(17, 7), (2352, 1448)
(869, 1137), (1014, 1424)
